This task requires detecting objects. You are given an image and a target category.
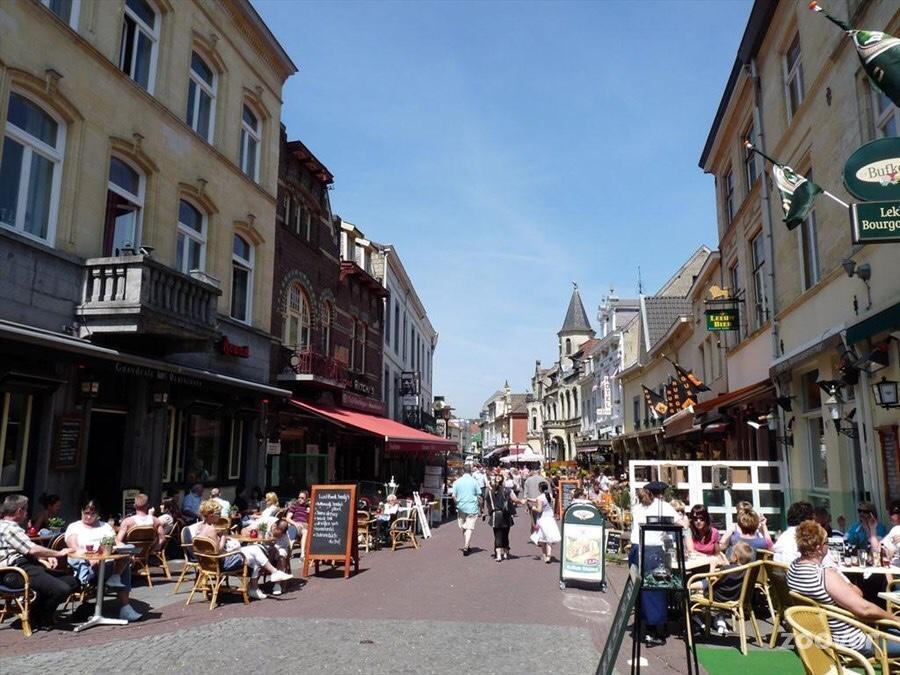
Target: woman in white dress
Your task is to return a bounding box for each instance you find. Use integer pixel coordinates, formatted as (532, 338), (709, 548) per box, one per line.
(529, 481), (561, 563)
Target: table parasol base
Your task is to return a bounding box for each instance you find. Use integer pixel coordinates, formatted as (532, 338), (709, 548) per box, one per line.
(73, 615), (129, 633)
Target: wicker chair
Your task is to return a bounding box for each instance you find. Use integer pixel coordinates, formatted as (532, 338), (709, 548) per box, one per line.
(148, 521), (176, 581)
(763, 560), (793, 648)
(172, 526), (199, 594)
(0, 566), (34, 637)
(123, 525), (158, 587)
(688, 560), (764, 655)
(389, 509), (419, 551)
(50, 533), (92, 611)
(785, 606), (875, 675)
(754, 548), (776, 621)
(187, 536), (250, 610)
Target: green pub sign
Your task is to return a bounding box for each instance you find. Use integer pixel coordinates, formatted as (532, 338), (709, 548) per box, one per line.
(705, 307), (738, 332)
(850, 200), (900, 244)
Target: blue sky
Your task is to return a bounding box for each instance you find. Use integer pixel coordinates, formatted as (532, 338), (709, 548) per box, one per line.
(254, 0), (752, 418)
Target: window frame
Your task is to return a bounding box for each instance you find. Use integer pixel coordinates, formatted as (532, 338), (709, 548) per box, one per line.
(105, 155), (145, 256)
(284, 282), (311, 351)
(239, 104), (261, 182)
(0, 392), (33, 493)
(783, 32), (805, 121)
(871, 85), (899, 138)
(750, 231), (767, 329)
(119, 0), (159, 94)
(230, 234), (254, 324)
(798, 188), (821, 291)
(162, 405), (176, 484)
(1, 92), (66, 246)
(175, 198), (207, 274)
(743, 122), (758, 192)
(729, 259), (745, 340)
(228, 418), (244, 480)
(723, 168), (735, 224)
(321, 301), (333, 356)
(41, 0), (81, 29)
(186, 51), (217, 143)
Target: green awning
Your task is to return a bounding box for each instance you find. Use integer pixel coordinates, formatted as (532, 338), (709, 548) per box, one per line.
(846, 302), (900, 344)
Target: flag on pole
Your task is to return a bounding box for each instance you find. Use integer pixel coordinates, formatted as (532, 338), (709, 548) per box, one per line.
(642, 385), (668, 420)
(670, 360), (711, 394)
(810, 1), (900, 108)
(745, 141), (824, 230)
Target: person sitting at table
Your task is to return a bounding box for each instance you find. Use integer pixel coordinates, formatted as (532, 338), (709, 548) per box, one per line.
(0, 494), (78, 631)
(690, 541), (755, 635)
(845, 501), (887, 552)
(688, 505), (720, 557)
(210, 487), (231, 518)
(879, 500), (900, 567)
(267, 518), (293, 595)
(157, 498), (180, 534)
(64, 499), (143, 622)
(260, 492), (280, 518)
(32, 494), (63, 533)
(194, 500), (291, 600)
(719, 509), (772, 558)
(286, 491), (309, 556)
(116, 493), (165, 550)
(180, 483), (204, 523)
(773, 500), (814, 564)
(374, 494), (401, 545)
(787, 520), (900, 659)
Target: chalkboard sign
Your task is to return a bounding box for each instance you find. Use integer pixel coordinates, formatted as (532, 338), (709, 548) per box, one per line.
(52, 415), (83, 470)
(606, 530), (624, 557)
(302, 484), (359, 579)
(595, 565), (641, 675)
(557, 479), (579, 517)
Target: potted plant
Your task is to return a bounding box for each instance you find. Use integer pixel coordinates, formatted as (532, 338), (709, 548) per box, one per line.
(47, 516), (65, 536)
(100, 535), (116, 555)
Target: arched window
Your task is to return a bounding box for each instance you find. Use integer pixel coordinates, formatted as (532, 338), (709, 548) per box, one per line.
(565, 338), (572, 355)
(321, 301), (333, 356)
(284, 282), (311, 350)
(104, 156), (143, 255)
(231, 235), (253, 322)
(572, 389), (578, 412)
(119, 0), (159, 92)
(0, 93), (65, 244)
(176, 199), (205, 273)
(186, 51), (216, 142)
(239, 104), (260, 181)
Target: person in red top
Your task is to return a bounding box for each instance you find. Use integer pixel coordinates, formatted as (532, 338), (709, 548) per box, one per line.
(688, 505), (721, 557)
(286, 491), (309, 556)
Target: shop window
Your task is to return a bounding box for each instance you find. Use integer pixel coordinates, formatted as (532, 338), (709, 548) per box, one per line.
(42, 0), (80, 28)
(228, 419), (243, 480)
(119, 0), (158, 93)
(0, 392), (33, 491)
(230, 234), (253, 323)
(0, 93), (65, 245)
(284, 282), (311, 350)
(239, 104), (260, 181)
(184, 411), (221, 482)
(104, 156), (143, 256)
(176, 199), (205, 273)
(186, 51), (216, 143)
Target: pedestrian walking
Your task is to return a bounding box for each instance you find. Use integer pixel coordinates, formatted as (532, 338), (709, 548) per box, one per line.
(528, 481), (561, 563)
(486, 475), (520, 562)
(523, 468), (545, 533)
(452, 464), (483, 556)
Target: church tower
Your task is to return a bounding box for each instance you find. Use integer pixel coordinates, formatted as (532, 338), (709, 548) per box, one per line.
(558, 283), (595, 368)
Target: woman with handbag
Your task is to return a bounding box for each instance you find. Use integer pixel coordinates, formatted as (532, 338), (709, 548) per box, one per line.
(486, 475), (520, 562)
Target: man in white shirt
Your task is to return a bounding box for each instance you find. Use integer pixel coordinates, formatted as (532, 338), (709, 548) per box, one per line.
(210, 487), (231, 517)
(599, 473), (611, 493)
(773, 501), (814, 564)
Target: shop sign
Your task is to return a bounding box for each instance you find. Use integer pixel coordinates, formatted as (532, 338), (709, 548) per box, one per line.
(266, 441), (282, 455)
(114, 362), (202, 387)
(850, 200), (900, 244)
(843, 137), (900, 201)
(342, 390), (384, 415)
(350, 376), (376, 398)
(705, 308), (739, 332)
(218, 336), (250, 358)
(51, 415), (83, 470)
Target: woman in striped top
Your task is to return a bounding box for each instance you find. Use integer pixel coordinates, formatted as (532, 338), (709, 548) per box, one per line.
(787, 521), (900, 657)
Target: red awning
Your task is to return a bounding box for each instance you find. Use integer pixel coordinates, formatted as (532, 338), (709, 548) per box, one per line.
(289, 399), (457, 453)
(693, 379), (773, 415)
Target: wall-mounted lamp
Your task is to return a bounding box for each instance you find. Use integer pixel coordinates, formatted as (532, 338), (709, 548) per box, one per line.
(872, 377), (899, 409)
(854, 339), (893, 374)
(841, 258), (872, 311)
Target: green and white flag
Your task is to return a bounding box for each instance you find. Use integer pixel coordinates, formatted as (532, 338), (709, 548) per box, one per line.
(811, 1), (900, 107)
(773, 164), (823, 231)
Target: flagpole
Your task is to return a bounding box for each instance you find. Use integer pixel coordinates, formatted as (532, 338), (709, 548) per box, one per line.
(745, 140), (851, 209)
(808, 2), (852, 33)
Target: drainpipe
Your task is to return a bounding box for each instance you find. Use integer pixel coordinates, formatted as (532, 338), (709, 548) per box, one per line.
(751, 58), (793, 504)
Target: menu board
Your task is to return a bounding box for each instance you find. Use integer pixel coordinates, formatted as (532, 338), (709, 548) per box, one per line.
(52, 415), (83, 470)
(302, 484), (359, 579)
(606, 530), (624, 557)
(595, 566), (641, 675)
(557, 479), (579, 516)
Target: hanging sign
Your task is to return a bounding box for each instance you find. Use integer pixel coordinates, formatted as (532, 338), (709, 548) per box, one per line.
(843, 137), (900, 201)
(705, 308), (739, 332)
(850, 200), (900, 244)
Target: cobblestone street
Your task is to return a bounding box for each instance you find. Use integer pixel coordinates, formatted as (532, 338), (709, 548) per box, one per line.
(0, 518), (691, 674)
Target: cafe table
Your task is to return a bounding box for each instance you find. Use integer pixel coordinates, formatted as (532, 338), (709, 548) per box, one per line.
(837, 564), (900, 577)
(230, 534), (275, 545)
(878, 591), (900, 614)
(69, 550), (132, 633)
(684, 554), (723, 572)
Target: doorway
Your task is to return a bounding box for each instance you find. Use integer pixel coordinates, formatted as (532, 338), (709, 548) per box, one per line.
(84, 410), (126, 518)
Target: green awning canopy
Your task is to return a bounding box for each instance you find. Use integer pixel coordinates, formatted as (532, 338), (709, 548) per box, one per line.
(846, 302), (900, 344)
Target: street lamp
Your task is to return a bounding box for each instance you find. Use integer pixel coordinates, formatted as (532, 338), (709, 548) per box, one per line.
(872, 377), (899, 409)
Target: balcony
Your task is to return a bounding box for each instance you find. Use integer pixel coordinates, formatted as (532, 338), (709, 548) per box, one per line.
(278, 347), (349, 387)
(340, 260), (388, 297)
(76, 255), (221, 342)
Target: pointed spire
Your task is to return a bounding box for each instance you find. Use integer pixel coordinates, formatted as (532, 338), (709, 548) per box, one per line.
(559, 284), (593, 335)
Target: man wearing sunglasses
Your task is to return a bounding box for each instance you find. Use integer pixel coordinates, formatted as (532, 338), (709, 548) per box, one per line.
(844, 502), (887, 552)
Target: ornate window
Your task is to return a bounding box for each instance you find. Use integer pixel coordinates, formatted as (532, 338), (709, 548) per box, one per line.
(0, 93), (65, 244)
(231, 235), (253, 323)
(119, 0), (158, 92)
(176, 199), (205, 273)
(186, 51), (216, 142)
(284, 282), (311, 350)
(104, 156), (144, 256)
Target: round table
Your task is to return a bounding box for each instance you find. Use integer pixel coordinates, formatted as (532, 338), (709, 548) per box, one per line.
(230, 535), (275, 545)
(67, 550), (132, 633)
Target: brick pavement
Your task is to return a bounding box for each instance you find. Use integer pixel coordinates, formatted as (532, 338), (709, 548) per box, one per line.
(0, 515), (706, 674)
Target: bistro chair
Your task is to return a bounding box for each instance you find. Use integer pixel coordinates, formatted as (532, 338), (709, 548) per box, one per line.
(148, 520), (177, 582)
(784, 606), (875, 675)
(688, 560), (764, 655)
(0, 566), (34, 637)
(51, 533), (92, 611)
(763, 560), (793, 648)
(187, 536), (250, 610)
(173, 526), (200, 594)
(214, 517), (231, 534)
(754, 549), (776, 626)
(124, 525), (158, 587)
(389, 508), (419, 551)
